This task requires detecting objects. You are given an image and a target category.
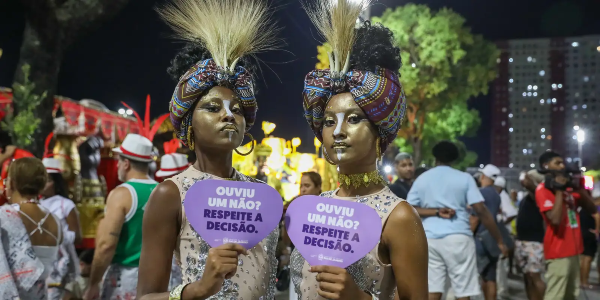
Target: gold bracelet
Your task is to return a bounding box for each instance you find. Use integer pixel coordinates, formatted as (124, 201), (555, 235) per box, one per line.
(169, 283), (189, 300)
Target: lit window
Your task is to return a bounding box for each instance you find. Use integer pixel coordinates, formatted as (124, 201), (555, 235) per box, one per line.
(541, 135), (545, 139)
(567, 157), (573, 163)
(509, 113), (513, 118)
(573, 105), (578, 110)
(528, 85), (532, 90)
(552, 98), (557, 103)
(547, 135), (552, 140)
(547, 99), (551, 104)
(552, 83), (557, 89)
(509, 78), (514, 83)
(509, 128), (514, 132)
(533, 92), (538, 96)
(574, 125), (579, 130)
(539, 70), (545, 76)
(509, 58), (514, 62)
(533, 85), (538, 90)
(528, 149), (533, 154)
(530, 163), (536, 168)
(584, 76), (589, 82)
(522, 92), (527, 97)
(597, 46), (600, 52)
(572, 42), (579, 47)
(532, 58), (537, 63)
(522, 149), (527, 154)
(557, 84), (562, 88)
(541, 128), (545, 132)
(509, 163), (514, 168)
(527, 56), (532, 62)
(540, 99), (544, 104)
(527, 92), (532, 96)
(583, 104), (587, 109)
(497, 58), (501, 63)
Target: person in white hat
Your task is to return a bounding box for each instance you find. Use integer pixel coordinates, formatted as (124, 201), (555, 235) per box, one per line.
(40, 157), (82, 300)
(155, 153), (189, 179)
(85, 134), (158, 300)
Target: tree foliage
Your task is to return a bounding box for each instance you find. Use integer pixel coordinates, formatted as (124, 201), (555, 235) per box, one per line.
(2, 65), (44, 148)
(372, 4), (499, 164)
(394, 103), (479, 170)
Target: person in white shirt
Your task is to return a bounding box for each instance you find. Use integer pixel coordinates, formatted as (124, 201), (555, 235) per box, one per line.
(40, 157), (82, 300)
(494, 176), (518, 300)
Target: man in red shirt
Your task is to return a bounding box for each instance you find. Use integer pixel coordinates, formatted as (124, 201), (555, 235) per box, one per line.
(535, 151), (597, 300)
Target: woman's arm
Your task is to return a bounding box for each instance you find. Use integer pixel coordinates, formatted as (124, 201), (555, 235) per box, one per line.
(65, 208), (82, 245)
(383, 202), (428, 300)
(137, 180), (182, 300)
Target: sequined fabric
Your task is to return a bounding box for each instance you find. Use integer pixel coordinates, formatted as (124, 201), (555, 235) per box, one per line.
(0, 205), (46, 300)
(290, 187), (403, 300)
(100, 264), (138, 300)
(168, 167), (279, 300)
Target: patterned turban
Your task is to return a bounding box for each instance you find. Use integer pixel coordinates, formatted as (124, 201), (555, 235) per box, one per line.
(303, 66), (406, 154)
(170, 58), (257, 146)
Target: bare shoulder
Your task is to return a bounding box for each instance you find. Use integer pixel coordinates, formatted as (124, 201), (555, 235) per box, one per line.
(383, 202), (424, 240)
(145, 180), (181, 214)
(106, 186), (131, 206)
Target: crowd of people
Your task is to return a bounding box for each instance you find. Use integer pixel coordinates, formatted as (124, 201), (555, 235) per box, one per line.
(1, 0), (599, 300)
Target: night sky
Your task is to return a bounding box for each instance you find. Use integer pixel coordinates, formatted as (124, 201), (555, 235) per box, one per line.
(1, 0), (599, 163)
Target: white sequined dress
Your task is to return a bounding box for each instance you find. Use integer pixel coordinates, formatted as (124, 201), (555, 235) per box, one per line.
(168, 167), (279, 300)
(290, 186), (403, 300)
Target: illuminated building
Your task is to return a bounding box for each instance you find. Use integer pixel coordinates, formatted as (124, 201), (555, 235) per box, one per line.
(492, 35), (600, 169)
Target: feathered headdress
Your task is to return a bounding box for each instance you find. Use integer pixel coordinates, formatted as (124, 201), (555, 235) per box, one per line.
(121, 95), (169, 142)
(302, 0), (406, 155)
(304, 0), (371, 78)
(158, 0), (281, 146)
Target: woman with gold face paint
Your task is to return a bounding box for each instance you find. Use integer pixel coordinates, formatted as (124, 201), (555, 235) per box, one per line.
(290, 1), (428, 299)
(136, 0), (281, 299)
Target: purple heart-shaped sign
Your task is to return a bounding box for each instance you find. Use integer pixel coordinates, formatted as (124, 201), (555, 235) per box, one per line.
(285, 195), (382, 268)
(184, 179), (283, 249)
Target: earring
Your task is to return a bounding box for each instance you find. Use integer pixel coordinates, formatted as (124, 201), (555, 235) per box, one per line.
(187, 126), (195, 151)
(376, 137), (381, 159)
(323, 148), (336, 165)
(235, 133), (255, 156)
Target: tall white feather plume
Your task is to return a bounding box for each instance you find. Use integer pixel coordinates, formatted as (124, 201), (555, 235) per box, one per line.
(304, 0), (371, 75)
(158, 0), (281, 71)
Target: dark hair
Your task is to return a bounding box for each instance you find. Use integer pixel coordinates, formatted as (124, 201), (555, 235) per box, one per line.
(350, 21), (402, 73)
(539, 150), (561, 167)
(79, 249), (95, 265)
(302, 171), (322, 188)
(432, 141), (459, 164)
(167, 42), (259, 135)
(48, 173), (69, 198)
(8, 157), (47, 196)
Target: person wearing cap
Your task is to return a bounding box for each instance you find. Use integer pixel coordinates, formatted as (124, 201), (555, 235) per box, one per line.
(40, 157), (82, 300)
(389, 152), (415, 199)
(515, 170), (547, 300)
(492, 176), (518, 300)
(85, 133), (158, 300)
(471, 164), (504, 300)
(408, 141), (507, 300)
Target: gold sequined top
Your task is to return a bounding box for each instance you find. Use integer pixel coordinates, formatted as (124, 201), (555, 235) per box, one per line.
(168, 167), (279, 300)
(290, 186), (403, 300)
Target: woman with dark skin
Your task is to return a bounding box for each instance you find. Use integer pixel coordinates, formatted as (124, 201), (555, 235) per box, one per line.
(290, 1), (428, 299)
(136, 0), (281, 299)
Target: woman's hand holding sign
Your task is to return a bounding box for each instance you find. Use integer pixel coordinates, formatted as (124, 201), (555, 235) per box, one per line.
(311, 265), (371, 300)
(185, 243), (247, 299)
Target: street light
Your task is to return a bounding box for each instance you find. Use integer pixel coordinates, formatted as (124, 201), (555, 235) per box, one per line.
(118, 108), (125, 115)
(576, 129), (585, 168)
(126, 109), (133, 115)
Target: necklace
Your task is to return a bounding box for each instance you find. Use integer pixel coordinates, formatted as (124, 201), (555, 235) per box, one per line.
(17, 198), (38, 205)
(338, 170), (386, 189)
